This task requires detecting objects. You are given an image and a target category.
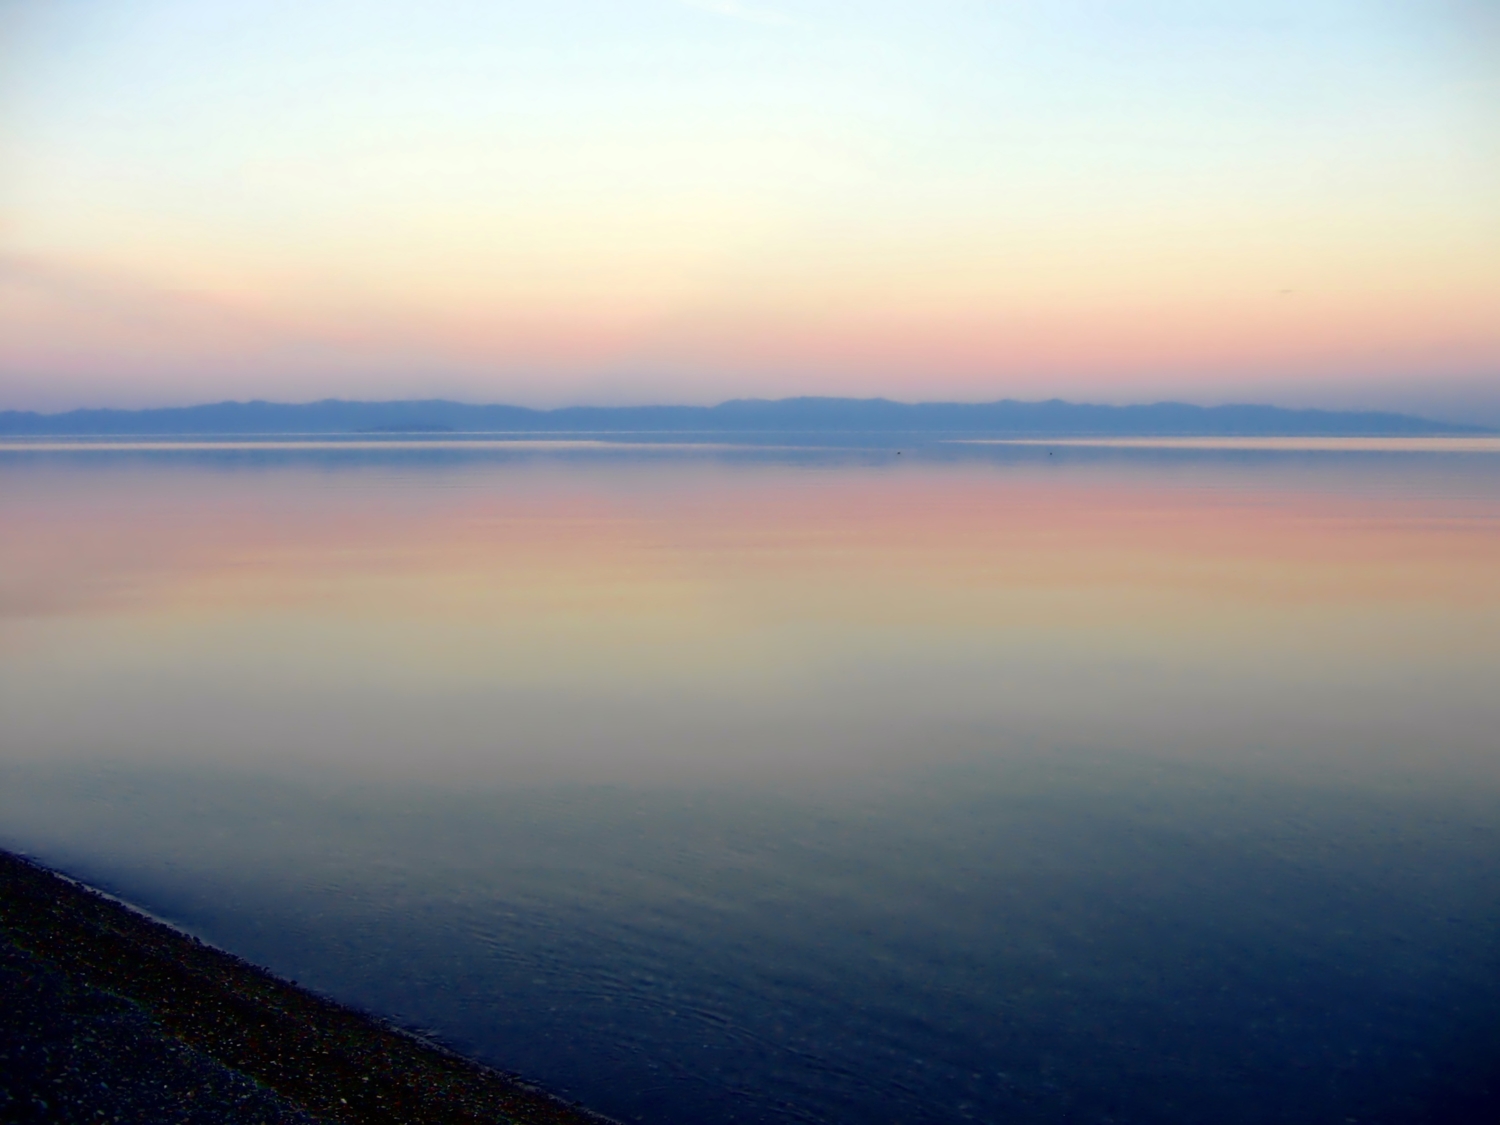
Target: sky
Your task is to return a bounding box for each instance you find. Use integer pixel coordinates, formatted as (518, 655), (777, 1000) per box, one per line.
(1, 1), (1497, 420)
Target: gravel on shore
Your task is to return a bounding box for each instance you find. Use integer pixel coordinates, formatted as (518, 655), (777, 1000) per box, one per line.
(0, 848), (617, 1125)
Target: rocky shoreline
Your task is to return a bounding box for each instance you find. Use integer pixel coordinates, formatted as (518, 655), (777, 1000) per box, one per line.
(0, 848), (616, 1124)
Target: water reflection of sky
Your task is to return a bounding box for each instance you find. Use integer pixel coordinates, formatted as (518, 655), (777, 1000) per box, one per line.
(2, 444), (1498, 1123)
(4, 442), (1497, 785)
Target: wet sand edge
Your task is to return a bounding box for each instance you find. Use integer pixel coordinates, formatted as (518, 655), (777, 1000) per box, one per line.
(0, 848), (619, 1124)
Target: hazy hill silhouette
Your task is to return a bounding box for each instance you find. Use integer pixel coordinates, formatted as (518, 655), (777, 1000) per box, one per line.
(0, 397), (1487, 436)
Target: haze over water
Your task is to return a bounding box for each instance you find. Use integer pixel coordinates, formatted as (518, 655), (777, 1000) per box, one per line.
(3, 439), (1499, 1122)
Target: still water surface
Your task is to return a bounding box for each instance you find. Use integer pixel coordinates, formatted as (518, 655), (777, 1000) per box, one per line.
(2, 439), (1498, 1123)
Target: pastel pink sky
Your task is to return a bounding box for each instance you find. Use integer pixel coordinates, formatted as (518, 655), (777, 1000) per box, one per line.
(2, 2), (1498, 420)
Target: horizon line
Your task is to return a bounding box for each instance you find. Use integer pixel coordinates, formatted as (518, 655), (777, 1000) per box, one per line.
(0, 393), (1484, 421)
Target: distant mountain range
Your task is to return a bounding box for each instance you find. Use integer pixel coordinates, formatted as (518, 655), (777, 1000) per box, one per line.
(0, 397), (1488, 436)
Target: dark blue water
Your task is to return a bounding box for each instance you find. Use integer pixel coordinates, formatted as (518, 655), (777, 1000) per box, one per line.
(6, 759), (1498, 1124)
(2, 440), (1498, 1122)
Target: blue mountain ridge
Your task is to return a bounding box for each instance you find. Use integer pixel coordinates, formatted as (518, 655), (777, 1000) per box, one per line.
(0, 397), (1488, 436)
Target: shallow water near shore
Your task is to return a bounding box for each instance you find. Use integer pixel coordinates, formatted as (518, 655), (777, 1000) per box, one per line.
(3, 438), (1499, 1122)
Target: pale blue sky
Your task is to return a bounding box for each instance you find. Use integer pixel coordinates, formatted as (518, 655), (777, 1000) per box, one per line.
(2, 2), (1497, 417)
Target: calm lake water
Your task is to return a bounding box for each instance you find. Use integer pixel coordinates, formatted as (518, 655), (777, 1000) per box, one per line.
(3, 438), (1498, 1123)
